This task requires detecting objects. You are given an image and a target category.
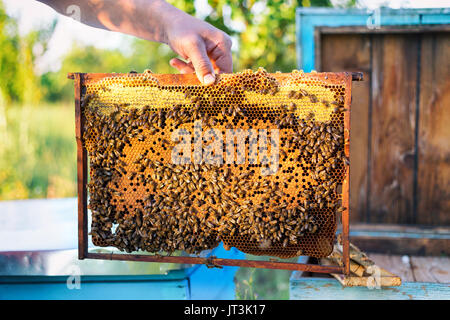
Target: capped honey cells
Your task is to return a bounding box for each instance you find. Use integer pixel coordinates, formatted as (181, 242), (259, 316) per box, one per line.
(81, 68), (350, 259)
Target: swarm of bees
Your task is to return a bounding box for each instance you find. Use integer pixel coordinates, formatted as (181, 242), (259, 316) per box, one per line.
(82, 69), (349, 258)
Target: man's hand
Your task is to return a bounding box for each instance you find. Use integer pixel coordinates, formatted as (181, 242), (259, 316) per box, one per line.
(37, 0), (233, 85)
(164, 10), (232, 85)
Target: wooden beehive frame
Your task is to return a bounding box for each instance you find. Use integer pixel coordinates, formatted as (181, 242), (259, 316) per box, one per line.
(69, 71), (363, 274)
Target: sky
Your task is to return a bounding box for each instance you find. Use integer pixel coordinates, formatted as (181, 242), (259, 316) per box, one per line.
(4, 0), (450, 74)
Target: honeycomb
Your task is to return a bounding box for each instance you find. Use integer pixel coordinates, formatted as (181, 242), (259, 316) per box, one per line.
(79, 68), (350, 259)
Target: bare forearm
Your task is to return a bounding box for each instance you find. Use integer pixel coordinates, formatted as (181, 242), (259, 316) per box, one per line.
(38, 0), (233, 84)
(37, 0), (185, 44)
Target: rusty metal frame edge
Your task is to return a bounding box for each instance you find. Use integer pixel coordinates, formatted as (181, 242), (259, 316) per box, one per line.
(74, 73), (88, 260)
(70, 71), (363, 274)
(85, 252), (343, 273)
(342, 72), (353, 275)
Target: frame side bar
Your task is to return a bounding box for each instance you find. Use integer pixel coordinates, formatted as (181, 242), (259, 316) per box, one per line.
(341, 72), (353, 275)
(86, 253), (343, 273)
(74, 73), (88, 260)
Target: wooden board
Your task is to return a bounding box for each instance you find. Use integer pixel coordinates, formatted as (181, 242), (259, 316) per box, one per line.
(345, 223), (450, 256)
(368, 253), (415, 282)
(320, 34), (371, 223)
(352, 237), (450, 256)
(347, 223), (450, 234)
(410, 256), (450, 283)
(321, 257), (402, 287)
(290, 277), (450, 300)
(329, 273), (402, 287)
(417, 33), (450, 225)
(368, 34), (418, 224)
(318, 30), (450, 226)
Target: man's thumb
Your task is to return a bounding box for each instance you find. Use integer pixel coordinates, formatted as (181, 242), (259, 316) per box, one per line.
(188, 40), (216, 85)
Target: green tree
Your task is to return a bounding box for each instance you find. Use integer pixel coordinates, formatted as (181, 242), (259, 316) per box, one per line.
(0, 0), (55, 105)
(0, 1), (21, 104)
(41, 44), (133, 102)
(41, 39), (177, 102)
(169, 0), (332, 72)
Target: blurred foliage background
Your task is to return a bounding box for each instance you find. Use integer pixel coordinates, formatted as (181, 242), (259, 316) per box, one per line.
(0, 0), (357, 299)
(0, 0), (358, 200)
(0, 0), (356, 200)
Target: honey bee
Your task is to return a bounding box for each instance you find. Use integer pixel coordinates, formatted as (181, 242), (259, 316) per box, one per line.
(287, 102), (296, 112)
(308, 94), (318, 103)
(287, 90), (296, 99)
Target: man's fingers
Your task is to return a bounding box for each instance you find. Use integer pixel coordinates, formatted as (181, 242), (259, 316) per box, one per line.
(208, 47), (232, 74)
(169, 58), (195, 74)
(207, 36), (233, 73)
(172, 33), (232, 83)
(210, 60), (221, 74)
(186, 37), (216, 85)
(210, 53), (232, 74)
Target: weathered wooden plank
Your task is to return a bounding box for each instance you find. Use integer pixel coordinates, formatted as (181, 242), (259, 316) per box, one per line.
(410, 256), (450, 283)
(369, 34), (418, 224)
(318, 25), (450, 35)
(367, 253), (415, 282)
(351, 237), (450, 256)
(290, 278), (450, 300)
(319, 34), (371, 223)
(321, 257), (402, 287)
(347, 223), (450, 234)
(345, 223), (450, 256)
(417, 33), (450, 225)
(316, 29), (449, 226)
(322, 254), (365, 277)
(329, 273), (402, 287)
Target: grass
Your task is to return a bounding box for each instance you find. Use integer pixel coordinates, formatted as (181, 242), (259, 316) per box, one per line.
(235, 256), (296, 300)
(0, 102), (77, 200)
(235, 268), (292, 300)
